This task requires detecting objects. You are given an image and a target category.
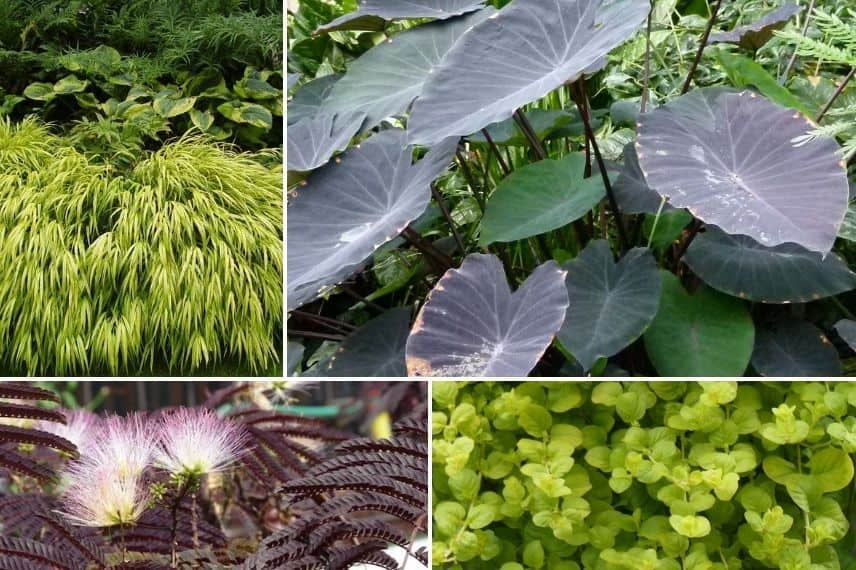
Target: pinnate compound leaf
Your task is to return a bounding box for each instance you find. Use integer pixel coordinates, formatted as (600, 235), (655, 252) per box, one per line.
(287, 130), (457, 310)
(557, 241), (661, 370)
(310, 308), (411, 377)
(286, 111), (366, 172)
(707, 4), (801, 50)
(751, 318), (841, 377)
(479, 153), (606, 246)
(316, 0), (487, 33)
(407, 0), (649, 145)
(636, 88), (849, 253)
(320, 9), (493, 131)
(683, 227), (856, 303)
(644, 272), (754, 376)
(406, 254), (569, 377)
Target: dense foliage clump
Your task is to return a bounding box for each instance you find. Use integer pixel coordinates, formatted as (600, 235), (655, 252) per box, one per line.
(432, 380), (856, 569)
(287, 0), (856, 378)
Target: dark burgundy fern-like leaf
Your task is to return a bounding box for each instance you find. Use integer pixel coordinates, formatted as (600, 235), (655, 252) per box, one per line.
(36, 514), (106, 568)
(0, 537), (78, 569)
(352, 551), (400, 570)
(0, 425), (78, 457)
(327, 540), (387, 570)
(0, 447), (57, 483)
(0, 384), (60, 403)
(0, 403), (66, 424)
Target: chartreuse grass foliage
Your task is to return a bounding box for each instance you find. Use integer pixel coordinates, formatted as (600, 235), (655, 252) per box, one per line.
(0, 118), (282, 375)
(433, 381), (856, 569)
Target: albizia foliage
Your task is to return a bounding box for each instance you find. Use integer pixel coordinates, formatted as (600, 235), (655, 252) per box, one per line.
(0, 118), (282, 375)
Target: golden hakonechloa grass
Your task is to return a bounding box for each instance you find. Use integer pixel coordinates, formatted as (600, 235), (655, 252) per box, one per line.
(0, 118), (282, 375)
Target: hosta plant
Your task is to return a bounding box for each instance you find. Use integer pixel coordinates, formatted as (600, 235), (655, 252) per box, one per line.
(431, 380), (856, 569)
(0, 119), (282, 375)
(0, 380), (428, 568)
(287, 0), (856, 377)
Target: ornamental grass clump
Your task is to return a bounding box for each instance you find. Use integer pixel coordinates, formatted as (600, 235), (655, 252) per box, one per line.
(0, 118), (282, 375)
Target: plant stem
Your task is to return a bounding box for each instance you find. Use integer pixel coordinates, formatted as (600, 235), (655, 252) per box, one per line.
(402, 226), (454, 272)
(780, 0), (816, 84)
(481, 129), (510, 175)
(456, 149), (484, 212)
(681, 0), (723, 94)
(672, 219), (703, 267)
(430, 183), (466, 254)
(513, 109), (548, 160)
(816, 67), (854, 122)
(288, 329), (346, 341)
(640, 6), (653, 113)
(341, 285), (386, 312)
(170, 480), (192, 569)
(290, 310), (356, 333)
(573, 80), (630, 252)
(191, 492), (199, 551)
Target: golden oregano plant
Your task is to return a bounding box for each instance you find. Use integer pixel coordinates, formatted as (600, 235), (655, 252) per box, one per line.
(0, 118), (282, 375)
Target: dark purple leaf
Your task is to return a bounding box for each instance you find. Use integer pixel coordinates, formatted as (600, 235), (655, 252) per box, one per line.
(708, 4), (801, 51)
(751, 318), (841, 376)
(834, 319), (856, 351)
(636, 88), (849, 253)
(286, 111), (366, 172)
(287, 74), (342, 125)
(407, 0), (649, 145)
(405, 254), (568, 376)
(684, 227), (856, 303)
(287, 130), (457, 310)
(316, 0), (487, 33)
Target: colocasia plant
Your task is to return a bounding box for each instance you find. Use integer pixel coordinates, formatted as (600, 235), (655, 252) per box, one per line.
(287, 0), (856, 377)
(431, 380), (856, 569)
(0, 381), (428, 569)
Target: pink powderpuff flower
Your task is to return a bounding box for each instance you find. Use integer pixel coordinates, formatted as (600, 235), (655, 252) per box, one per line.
(58, 413), (156, 527)
(38, 409), (102, 456)
(155, 407), (249, 477)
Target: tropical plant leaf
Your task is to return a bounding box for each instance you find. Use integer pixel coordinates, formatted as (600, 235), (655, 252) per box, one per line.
(751, 318), (841, 377)
(479, 153), (607, 245)
(636, 88), (849, 253)
(319, 8), (492, 131)
(316, 0), (487, 33)
(683, 227), (856, 303)
(407, 0), (649, 144)
(310, 308), (411, 377)
(644, 272), (755, 376)
(714, 51), (811, 115)
(287, 129), (457, 310)
(707, 4), (801, 50)
(405, 254), (568, 376)
(466, 109), (591, 147)
(612, 143), (670, 214)
(839, 199), (856, 241)
(834, 319), (856, 351)
(286, 111), (366, 172)
(557, 241), (661, 371)
(287, 74), (341, 125)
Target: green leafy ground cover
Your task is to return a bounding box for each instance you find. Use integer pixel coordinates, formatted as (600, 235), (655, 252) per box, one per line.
(432, 381), (856, 569)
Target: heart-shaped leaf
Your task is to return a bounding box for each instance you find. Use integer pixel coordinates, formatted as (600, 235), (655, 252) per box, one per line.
(684, 227), (856, 303)
(407, 0), (648, 145)
(287, 129), (457, 310)
(558, 241), (661, 371)
(316, 0), (486, 33)
(707, 4), (801, 50)
(644, 271), (754, 376)
(218, 101), (273, 129)
(309, 308), (411, 377)
(751, 318), (841, 377)
(23, 82), (56, 102)
(480, 153), (607, 246)
(320, 9), (492, 131)
(53, 76), (89, 95)
(406, 254), (569, 376)
(286, 111), (366, 172)
(636, 88), (849, 253)
(153, 91), (196, 118)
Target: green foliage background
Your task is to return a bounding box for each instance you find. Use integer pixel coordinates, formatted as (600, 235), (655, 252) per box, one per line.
(433, 381), (856, 569)
(0, 1), (283, 375)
